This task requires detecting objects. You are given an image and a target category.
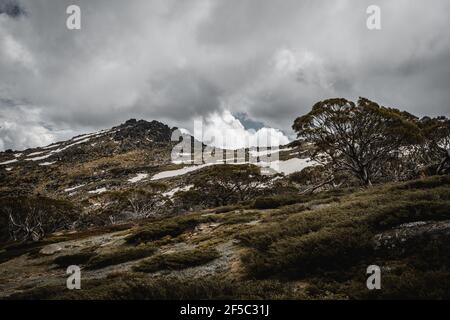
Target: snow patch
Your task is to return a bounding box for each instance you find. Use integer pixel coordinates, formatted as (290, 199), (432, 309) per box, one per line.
(71, 129), (110, 143)
(151, 164), (215, 180)
(249, 147), (293, 157)
(43, 143), (61, 150)
(54, 138), (91, 153)
(64, 184), (85, 192)
(39, 161), (57, 166)
(128, 173), (149, 183)
(153, 157), (317, 180)
(0, 159), (18, 165)
(24, 136), (93, 163)
(88, 187), (107, 194)
(265, 157), (319, 175)
(163, 185), (194, 198)
(72, 132), (98, 142)
(27, 151), (47, 157)
(25, 154), (52, 161)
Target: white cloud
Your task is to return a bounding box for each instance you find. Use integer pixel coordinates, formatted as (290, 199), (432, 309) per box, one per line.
(0, 0), (449, 151)
(0, 104), (77, 151)
(0, 120), (54, 151)
(0, 19), (37, 73)
(272, 48), (332, 89)
(194, 110), (289, 149)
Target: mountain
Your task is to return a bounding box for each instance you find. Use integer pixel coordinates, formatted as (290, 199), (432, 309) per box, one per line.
(0, 119), (314, 229)
(0, 119), (176, 196)
(0, 118), (311, 196)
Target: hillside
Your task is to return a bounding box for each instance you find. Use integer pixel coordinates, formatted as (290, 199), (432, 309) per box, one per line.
(0, 174), (448, 299)
(0, 115), (449, 300)
(0, 119), (312, 236)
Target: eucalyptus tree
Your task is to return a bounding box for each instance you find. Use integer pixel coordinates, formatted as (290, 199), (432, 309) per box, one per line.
(293, 98), (420, 186)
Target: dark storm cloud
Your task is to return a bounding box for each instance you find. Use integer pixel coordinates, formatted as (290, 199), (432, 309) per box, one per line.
(0, 0), (26, 18)
(1, 0), (450, 150)
(233, 112), (265, 131)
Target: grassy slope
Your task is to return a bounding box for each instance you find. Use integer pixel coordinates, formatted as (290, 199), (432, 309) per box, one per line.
(5, 175), (450, 300)
(239, 175), (450, 299)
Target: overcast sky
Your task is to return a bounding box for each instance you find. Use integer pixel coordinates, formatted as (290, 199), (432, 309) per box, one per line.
(1, 0), (449, 150)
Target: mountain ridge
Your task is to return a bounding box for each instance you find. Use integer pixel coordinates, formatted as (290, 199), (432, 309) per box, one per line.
(0, 117), (310, 230)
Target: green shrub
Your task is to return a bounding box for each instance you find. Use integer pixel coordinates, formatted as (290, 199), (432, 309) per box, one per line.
(53, 252), (96, 268)
(392, 174), (450, 191)
(238, 175), (450, 281)
(252, 194), (303, 209)
(0, 242), (43, 264)
(174, 164), (272, 209)
(251, 188), (353, 210)
(85, 246), (156, 270)
(219, 213), (259, 225)
(288, 166), (324, 185)
(8, 275), (300, 300)
(125, 214), (216, 244)
(314, 267), (450, 300)
(366, 200), (450, 230)
(214, 205), (243, 214)
(133, 247), (220, 273)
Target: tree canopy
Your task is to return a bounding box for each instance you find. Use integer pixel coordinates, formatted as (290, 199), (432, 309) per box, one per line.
(292, 98), (421, 186)
(417, 116), (450, 174)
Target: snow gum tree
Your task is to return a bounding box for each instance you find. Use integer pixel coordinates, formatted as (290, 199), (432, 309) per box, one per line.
(293, 98), (421, 186)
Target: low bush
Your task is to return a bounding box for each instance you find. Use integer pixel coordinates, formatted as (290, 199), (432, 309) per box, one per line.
(238, 175), (450, 281)
(53, 252), (96, 268)
(85, 246), (156, 270)
(8, 275), (300, 300)
(251, 188), (353, 210)
(252, 194), (301, 209)
(133, 247), (220, 273)
(125, 213), (216, 244)
(219, 212), (259, 225)
(214, 205), (243, 214)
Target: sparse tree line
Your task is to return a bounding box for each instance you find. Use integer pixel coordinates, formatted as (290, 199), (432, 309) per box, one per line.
(0, 166), (273, 243)
(172, 164), (274, 210)
(0, 197), (78, 243)
(293, 97), (449, 187)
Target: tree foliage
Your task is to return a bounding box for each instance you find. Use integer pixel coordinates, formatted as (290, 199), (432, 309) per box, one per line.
(104, 187), (169, 224)
(174, 164), (272, 209)
(417, 116), (450, 174)
(0, 196), (78, 243)
(293, 98), (421, 186)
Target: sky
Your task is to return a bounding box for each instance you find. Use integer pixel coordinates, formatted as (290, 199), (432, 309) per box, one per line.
(1, 0), (449, 150)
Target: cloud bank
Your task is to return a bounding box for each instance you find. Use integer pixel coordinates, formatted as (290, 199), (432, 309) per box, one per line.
(0, 0), (449, 150)
(193, 110), (290, 149)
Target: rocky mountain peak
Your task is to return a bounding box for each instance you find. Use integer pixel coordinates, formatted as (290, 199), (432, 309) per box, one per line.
(113, 119), (173, 143)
